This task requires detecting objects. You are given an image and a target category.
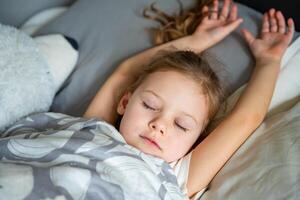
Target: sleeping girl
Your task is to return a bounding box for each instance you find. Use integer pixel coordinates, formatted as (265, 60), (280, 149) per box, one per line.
(84, 0), (295, 198)
(0, 0), (295, 199)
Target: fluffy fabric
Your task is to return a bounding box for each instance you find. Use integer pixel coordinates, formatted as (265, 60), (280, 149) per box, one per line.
(0, 23), (55, 131)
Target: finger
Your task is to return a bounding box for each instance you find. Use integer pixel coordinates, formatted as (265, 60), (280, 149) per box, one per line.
(220, 0), (230, 20)
(229, 4), (238, 21)
(202, 5), (209, 20)
(261, 13), (270, 33)
(269, 8), (278, 32)
(241, 28), (255, 45)
(211, 0), (219, 20)
(286, 18), (295, 41)
(221, 18), (243, 35)
(276, 11), (286, 33)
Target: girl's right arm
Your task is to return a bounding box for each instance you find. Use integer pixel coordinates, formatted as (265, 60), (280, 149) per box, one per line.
(83, 0), (243, 125)
(187, 9), (295, 198)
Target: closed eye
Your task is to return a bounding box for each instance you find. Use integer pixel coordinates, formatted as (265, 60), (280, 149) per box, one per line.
(143, 102), (155, 110)
(175, 122), (188, 132)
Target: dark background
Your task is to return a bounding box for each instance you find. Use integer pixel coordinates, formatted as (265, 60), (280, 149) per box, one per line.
(236, 0), (300, 31)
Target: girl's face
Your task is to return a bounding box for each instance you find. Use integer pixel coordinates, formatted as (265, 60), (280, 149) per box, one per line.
(117, 70), (208, 163)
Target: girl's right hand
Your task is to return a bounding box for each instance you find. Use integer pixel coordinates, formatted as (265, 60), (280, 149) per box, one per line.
(191, 0), (243, 50)
(241, 9), (295, 64)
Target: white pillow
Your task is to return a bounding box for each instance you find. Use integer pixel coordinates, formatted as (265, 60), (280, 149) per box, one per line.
(20, 7), (68, 36)
(201, 100), (300, 199)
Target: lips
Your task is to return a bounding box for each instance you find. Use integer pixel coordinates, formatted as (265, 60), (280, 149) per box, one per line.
(140, 135), (161, 150)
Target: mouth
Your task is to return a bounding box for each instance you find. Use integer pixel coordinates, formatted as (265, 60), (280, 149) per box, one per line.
(140, 135), (161, 150)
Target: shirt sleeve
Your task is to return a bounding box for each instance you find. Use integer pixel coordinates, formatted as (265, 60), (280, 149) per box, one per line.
(169, 151), (193, 196)
(169, 151), (207, 199)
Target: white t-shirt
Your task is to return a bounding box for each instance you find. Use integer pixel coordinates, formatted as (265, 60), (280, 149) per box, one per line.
(169, 151), (206, 199)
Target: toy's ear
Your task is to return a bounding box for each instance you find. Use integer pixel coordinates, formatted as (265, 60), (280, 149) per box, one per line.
(34, 34), (78, 93)
(117, 92), (132, 115)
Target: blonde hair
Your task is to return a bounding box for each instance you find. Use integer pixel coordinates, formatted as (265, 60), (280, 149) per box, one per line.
(143, 0), (214, 45)
(139, 0), (224, 149)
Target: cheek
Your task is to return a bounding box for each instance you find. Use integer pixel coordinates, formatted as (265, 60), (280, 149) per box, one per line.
(119, 103), (151, 137)
(163, 137), (186, 159)
(168, 136), (197, 159)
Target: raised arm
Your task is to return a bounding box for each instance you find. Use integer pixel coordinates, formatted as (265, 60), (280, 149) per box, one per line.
(83, 0), (243, 125)
(187, 9), (295, 198)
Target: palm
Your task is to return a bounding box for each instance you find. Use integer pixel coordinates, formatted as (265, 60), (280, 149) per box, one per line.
(242, 9), (294, 62)
(196, 18), (233, 41)
(250, 32), (291, 60)
(192, 0), (243, 47)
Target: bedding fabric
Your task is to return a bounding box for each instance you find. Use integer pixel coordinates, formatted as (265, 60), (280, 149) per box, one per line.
(20, 7), (69, 36)
(0, 113), (187, 200)
(200, 100), (300, 200)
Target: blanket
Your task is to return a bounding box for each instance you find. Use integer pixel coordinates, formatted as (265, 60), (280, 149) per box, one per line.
(0, 113), (186, 200)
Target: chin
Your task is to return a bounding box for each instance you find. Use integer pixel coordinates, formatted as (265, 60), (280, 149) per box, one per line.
(165, 157), (176, 163)
(165, 154), (184, 163)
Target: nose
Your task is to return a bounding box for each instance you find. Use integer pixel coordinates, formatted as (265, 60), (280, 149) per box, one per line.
(149, 118), (166, 135)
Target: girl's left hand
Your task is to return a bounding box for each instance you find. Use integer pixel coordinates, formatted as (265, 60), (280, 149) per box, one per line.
(241, 9), (295, 64)
(192, 0), (243, 48)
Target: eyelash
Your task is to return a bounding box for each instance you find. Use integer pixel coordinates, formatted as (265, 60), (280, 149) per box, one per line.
(143, 102), (155, 110)
(143, 102), (188, 132)
(176, 123), (188, 132)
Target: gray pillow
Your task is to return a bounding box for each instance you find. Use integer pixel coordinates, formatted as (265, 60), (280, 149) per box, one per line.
(34, 0), (299, 117)
(35, 0), (197, 116)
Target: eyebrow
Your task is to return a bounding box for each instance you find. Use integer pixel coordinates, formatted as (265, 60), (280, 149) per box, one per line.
(142, 90), (199, 126)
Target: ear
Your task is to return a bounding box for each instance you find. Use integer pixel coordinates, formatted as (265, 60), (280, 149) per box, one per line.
(117, 92), (132, 115)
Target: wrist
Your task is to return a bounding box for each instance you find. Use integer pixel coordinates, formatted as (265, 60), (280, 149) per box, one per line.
(172, 35), (210, 54)
(188, 34), (212, 52)
(255, 57), (281, 67)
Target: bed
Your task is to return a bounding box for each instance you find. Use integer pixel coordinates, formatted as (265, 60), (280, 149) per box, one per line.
(0, 0), (300, 199)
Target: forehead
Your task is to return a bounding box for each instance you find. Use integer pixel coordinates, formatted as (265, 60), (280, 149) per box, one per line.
(139, 70), (202, 95)
(136, 71), (208, 123)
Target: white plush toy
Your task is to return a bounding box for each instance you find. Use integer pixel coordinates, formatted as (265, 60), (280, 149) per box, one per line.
(0, 23), (78, 131)
(34, 34), (78, 92)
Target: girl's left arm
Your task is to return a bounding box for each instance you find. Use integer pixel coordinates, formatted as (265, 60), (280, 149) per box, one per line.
(187, 9), (295, 198)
